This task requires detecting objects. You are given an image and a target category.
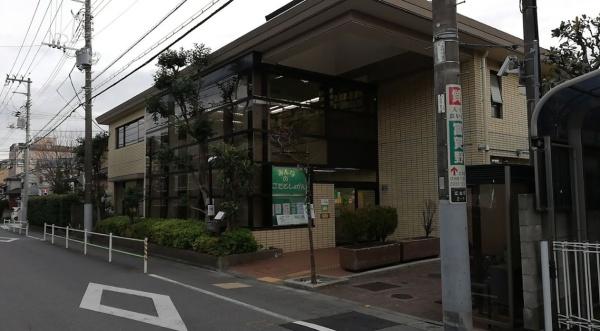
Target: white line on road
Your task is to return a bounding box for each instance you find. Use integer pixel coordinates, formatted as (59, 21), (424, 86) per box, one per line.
(292, 321), (336, 331)
(149, 274), (336, 330)
(0, 237), (18, 243)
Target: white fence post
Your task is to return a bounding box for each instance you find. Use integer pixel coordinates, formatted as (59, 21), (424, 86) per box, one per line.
(541, 241), (553, 331)
(144, 238), (148, 274)
(66, 226), (69, 248)
(43, 223), (46, 241)
(25, 223), (28, 237)
(84, 229), (87, 255)
(51, 224), (55, 244)
(108, 232), (112, 263)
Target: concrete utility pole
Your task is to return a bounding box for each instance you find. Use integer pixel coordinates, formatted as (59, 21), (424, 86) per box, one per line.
(521, 0), (541, 164)
(83, 0), (93, 233)
(6, 76), (32, 225)
(432, 0), (473, 330)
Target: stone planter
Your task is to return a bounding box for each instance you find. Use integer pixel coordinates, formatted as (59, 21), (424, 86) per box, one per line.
(339, 242), (402, 272)
(400, 237), (439, 262)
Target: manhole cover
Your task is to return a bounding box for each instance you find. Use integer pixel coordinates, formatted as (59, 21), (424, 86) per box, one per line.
(354, 282), (399, 292)
(391, 293), (414, 300)
(428, 273), (441, 278)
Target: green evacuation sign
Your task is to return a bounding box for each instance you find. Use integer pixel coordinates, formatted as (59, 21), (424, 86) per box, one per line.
(272, 166), (307, 226)
(446, 84), (467, 204)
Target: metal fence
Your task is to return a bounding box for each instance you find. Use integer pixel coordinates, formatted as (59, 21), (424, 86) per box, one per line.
(544, 241), (600, 330)
(43, 223), (148, 273)
(2, 218), (28, 236)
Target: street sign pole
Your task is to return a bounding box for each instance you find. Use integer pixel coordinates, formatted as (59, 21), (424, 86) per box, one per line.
(432, 1), (473, 329)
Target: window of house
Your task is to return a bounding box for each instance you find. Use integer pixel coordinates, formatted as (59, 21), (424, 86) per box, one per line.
(116, 117), (145, 148)
(490, 71), (503, 119)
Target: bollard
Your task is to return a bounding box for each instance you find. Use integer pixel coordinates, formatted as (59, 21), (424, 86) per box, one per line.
(25, 224), (28, 237)
(109, 233), (113, 263)
(144, 238), (148, 274)
(43, 223), (46, 241)
(66, 226), (69, 249)
(84, 229), (87, 255)
(51, 224), (55, 244)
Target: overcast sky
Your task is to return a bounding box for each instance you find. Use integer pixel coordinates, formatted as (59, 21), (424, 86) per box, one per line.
(0, 0), (598, 158)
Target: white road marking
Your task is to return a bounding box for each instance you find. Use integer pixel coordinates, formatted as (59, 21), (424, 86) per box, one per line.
(79, 282), (187, 331)
(149, 273), (295, 322)
(293, 321), (337, 331)
(26, 235), (43, 241)
(0, 237), (18, 243)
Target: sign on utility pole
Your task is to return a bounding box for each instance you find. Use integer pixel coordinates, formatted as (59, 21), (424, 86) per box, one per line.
(432, 0), (473, 329)
(6, 76), (32, 225)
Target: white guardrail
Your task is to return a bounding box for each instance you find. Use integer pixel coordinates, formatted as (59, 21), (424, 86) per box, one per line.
(2, 219), (29, 236)
(43, 223), (148, 273)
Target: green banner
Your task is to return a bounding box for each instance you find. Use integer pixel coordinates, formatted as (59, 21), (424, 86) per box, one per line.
(272, 166), (307, 226)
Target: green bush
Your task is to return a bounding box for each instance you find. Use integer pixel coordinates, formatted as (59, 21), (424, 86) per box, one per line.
(95, 216), (130, 236)
(340, 208), (368, 244)
(365, 206), (398, 242)
(339, 206), (398, 243)
(193, 228), (259, 256)
(95, 217), (258, 256)
(28, 194), (81, 227)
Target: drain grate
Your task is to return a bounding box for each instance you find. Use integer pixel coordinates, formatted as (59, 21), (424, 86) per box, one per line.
(354, 281), (399, 292)
(391, 293), (414, 300)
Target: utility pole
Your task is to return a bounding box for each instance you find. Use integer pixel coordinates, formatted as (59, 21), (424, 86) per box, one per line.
(83, 0), (93, 233)
(432, 1), (473, 330)
(521, 0), (541, 165)
(6, 76), (32, 225)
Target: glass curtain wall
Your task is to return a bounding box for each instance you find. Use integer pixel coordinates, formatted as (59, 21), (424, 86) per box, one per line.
(145, 54), (377, 228)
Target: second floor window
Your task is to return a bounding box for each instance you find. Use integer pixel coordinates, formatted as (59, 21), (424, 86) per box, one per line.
(490, 71), (503, 119)
(116, 117), (144, 149)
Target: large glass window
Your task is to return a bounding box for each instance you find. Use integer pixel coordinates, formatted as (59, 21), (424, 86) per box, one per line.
(116, 117), (144, 148)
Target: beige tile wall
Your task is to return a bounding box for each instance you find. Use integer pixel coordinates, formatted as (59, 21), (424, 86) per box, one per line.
(252, 183), (335, 252)
(107, 108), (146, 180)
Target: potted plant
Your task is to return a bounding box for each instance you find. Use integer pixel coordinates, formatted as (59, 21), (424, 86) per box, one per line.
(338, 206), (402, 272)
(400, 199), (440, 262)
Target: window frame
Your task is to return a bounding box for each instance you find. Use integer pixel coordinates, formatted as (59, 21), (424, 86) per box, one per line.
(115, 117), (145, 149)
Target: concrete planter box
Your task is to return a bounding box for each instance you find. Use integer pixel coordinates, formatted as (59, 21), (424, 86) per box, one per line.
(400, 237), (439, 262)
(339, 242), (402, 272)
(88, 234), (282, 271)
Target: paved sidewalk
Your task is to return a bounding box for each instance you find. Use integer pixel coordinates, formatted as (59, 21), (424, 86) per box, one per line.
(230, 247), (353, 283)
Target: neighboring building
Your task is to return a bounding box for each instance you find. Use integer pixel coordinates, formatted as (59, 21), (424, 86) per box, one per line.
(97, 0), (528, 251)
(96, 97), (146, 216)
(5, 137), (75, 206)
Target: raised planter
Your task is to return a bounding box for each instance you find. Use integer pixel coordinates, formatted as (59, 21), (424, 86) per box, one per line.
(339, 242), (402, 272)
(400, 237), (439, 262)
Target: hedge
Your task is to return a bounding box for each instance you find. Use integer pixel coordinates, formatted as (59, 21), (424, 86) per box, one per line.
(27, 194), (81, 227)
(340, 206), (398, 243)
(95, 217), (258, 256)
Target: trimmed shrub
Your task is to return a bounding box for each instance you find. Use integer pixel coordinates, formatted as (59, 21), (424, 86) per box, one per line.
(340, 208), (368, 244)
(193, 228), (258, 256)
(365, 206), (398, 242)
(94, 216), (130, 236)
(27, 194), (81, 227)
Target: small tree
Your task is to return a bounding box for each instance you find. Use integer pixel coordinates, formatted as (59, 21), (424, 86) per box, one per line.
(544, 13), (600, 89)
(146, 44), (213, 218)
(123, 186), (143, 223)
(74, 132), (109, 221)
(422, 199), (436, 238)
(211, 144), (255, 230)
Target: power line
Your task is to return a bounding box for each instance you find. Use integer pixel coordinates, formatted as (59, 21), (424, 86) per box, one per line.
(92, 0), (189, 83)
(32, 0), (235, 144)
(0, 0), (42, 106)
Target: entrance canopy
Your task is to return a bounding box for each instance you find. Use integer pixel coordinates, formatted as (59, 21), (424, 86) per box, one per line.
(532, 69), (600, 141)
(531, 69), (600, 241)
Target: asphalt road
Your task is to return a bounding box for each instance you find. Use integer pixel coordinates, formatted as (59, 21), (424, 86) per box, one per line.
(0, 229), (440, 331)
